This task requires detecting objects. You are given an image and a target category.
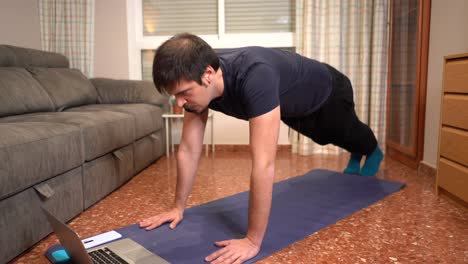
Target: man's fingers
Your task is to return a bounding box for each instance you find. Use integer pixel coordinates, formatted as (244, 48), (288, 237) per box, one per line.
(138, 216), (159, 228)
(169, 217), (182, 229)
(205, 246), (229, 262)
(143, 219), (162, 230)
(138, 209), (184, 231)
(139, 217), (165, 230)
(206, 238), (259, 264)
(211, 251), (237, 264)
(214, 240), (231, 247)
(145, 222), (161, 230)
(232, 256), (244, 264)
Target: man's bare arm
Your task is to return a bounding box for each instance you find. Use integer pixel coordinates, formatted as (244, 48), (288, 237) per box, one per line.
(205, 106), (280, 264)
(246, 106), (280, 245)
(174, 109), (209, 210)
(139, 109), (208, 230)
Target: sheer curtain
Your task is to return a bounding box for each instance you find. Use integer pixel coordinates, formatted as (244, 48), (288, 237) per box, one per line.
(39, 0), (95, 77)
(291, 0), (389, 155)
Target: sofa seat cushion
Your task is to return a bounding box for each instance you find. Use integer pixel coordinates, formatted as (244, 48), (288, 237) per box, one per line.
(0, 68), (55, 117)
(0, 122), (82, 199)
(1, 111), (135, 161)
(27, 68), (98, 111)
(67, 104), (163, 140)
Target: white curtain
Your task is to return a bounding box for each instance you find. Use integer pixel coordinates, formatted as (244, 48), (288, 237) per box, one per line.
(39, 0), (95, 77)
(292, 0), (389, 155)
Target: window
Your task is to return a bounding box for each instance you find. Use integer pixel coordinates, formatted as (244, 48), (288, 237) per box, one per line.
(142, 0), (218, 36)
(225, 1), (295, 33)
(127, 0), (296, 80)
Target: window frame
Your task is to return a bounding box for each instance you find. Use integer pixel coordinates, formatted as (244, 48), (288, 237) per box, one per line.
(126, 0), (295, 80)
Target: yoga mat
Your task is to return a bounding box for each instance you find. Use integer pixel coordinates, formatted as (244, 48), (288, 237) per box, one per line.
(116, 169), (405, 263)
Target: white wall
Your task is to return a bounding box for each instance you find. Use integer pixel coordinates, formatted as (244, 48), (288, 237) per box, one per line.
(0, 0), (40, 49)
(423, 0), (468, 167)
(94, 0), (129, 79)
(0, 0), (130, 80)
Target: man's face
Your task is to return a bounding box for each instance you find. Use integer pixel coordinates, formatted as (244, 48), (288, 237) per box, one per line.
(171, 79), (210, 114)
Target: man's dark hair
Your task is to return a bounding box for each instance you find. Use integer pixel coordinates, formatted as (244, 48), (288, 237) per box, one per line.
(152, 33), (219, 93)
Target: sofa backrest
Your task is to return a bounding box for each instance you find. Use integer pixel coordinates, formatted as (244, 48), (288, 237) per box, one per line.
(0, 68), (55, 118)
(0, 45), (98, 113)
(0, 45), (16, 66)
(0, 45), (69, 68)
(28, 68), (98, 111)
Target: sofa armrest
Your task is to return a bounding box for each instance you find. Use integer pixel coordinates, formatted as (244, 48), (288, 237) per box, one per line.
(90, 78), (168, 107)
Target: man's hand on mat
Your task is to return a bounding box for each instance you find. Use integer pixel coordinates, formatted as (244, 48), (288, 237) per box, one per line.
(205, 237), (260, 264)
(138, 208), (183, 231)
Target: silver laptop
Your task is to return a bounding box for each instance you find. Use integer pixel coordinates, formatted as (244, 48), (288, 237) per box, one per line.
(41, 207), (169, 264)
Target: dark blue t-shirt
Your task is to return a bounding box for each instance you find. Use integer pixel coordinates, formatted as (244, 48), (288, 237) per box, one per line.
(208, 47), (332, 120)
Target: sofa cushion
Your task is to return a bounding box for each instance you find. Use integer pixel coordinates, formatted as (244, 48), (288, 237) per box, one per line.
(0, 68), (55, 117)
(0, 45), (69, 68)
(91, 78), (168, 107)
(27, 68), (98, 111)
(0, 122), (82, 199)
(1, 111), (135, 161)
(67, 104), (163, 140)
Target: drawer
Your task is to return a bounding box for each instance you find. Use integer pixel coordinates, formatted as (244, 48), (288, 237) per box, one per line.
(0, 167), (83, 263)
(444, 58), (468, 93)
(441, 94), (468, 130)
(83, 144), (134, 209)
(439, 127), (468, 166)
(438, 158), (468, 202)
(134, 130), (164, 174)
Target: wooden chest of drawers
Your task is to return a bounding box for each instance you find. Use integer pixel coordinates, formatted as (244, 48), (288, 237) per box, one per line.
(436, 53), (468, 206)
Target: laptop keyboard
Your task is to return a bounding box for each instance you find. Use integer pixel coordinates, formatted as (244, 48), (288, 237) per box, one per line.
(89, 247), (129, 264)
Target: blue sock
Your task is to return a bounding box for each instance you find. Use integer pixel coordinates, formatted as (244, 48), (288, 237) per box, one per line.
(360, 146), (384, 176)
(343, 153), (362, 174)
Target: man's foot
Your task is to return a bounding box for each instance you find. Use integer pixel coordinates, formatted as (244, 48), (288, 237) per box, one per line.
(343, 153), (362, 174)
(360, 146), (384, 176)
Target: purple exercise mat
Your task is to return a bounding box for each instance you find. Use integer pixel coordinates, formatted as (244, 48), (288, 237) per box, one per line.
(116, 169), (405, 263)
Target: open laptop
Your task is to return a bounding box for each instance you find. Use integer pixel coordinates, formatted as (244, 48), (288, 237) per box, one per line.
(41, 207), (170, 264)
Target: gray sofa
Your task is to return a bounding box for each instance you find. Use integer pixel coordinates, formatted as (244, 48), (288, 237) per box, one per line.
(0, 45), (168, 263)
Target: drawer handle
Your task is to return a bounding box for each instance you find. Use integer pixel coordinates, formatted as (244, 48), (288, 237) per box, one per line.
(113, 150), (124, 161)
(150, 134), (159, 141)
(34, 183), (55, 200)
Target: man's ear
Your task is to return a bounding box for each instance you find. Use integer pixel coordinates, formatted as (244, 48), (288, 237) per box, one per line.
(204, 66), (215, 83)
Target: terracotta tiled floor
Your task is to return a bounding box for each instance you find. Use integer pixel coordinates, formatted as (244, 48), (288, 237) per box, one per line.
(11, 150), (468, 263)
